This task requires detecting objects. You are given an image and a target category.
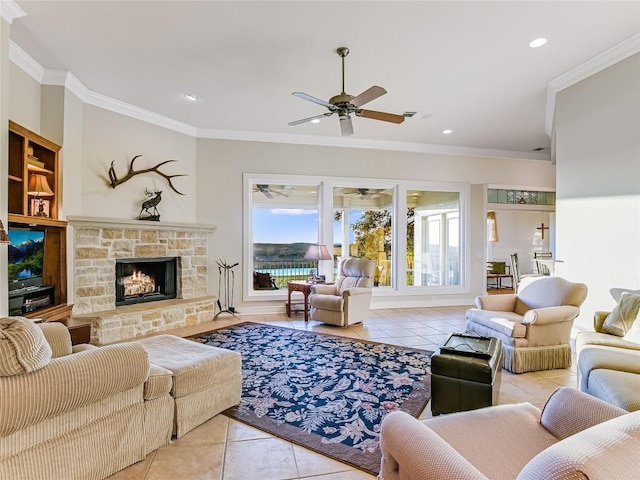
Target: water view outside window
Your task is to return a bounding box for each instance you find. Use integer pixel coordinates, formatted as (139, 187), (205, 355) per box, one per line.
(251, 183), (322, 289)
(333, 187), (393, 287)
(408, 190), (460, 286)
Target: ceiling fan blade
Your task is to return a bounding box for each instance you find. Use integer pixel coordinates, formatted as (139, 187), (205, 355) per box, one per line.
(288, 112), (334, 126)
(350, 86), (387, 108)
(292, 92), (335, 109)
(357, 109), (405, 124)
(340, 116), (354, 136)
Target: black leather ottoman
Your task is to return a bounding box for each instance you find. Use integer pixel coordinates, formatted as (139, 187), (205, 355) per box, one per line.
(431, 334), (502, 415)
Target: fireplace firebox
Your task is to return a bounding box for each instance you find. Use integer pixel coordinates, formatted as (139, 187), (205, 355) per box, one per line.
(115, 257), (178, 306)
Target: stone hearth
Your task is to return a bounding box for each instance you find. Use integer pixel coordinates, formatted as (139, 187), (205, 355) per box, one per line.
(68, 217), (216, 344)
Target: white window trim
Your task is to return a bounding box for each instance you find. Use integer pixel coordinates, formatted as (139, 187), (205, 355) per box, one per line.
(243, 173), (470, 302)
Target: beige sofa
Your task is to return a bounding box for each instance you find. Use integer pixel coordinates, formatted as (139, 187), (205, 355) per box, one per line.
(0, 317), (174, 480)
(379, 387), (640, 480)
(576, 311), (640, 411)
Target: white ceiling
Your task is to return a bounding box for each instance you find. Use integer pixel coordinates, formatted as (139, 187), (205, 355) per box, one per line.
(6, 1), (640, 160)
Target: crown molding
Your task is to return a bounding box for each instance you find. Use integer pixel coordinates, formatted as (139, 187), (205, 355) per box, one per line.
(545, 33), (640, 137)
(196, 128), (550, 161)
(8, 41), (43, 82)
(0, 0), (26, 24)
(10, 31), (635, 161)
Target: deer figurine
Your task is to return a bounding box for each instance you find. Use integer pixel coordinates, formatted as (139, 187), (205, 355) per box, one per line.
(139, 188), (162, 220)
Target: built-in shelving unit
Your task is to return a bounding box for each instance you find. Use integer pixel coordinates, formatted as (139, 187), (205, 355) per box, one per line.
(7, 121), (67, 312)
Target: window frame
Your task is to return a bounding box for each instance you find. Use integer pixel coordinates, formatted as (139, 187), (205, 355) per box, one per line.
(243, 174), (470, 302)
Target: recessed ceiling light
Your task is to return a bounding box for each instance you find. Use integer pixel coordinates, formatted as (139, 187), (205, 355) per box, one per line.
(442, 129), (453, 134)
(529, 37), (547, 48)
(310, 119), (320, 124)
(184, 93), (199, 102)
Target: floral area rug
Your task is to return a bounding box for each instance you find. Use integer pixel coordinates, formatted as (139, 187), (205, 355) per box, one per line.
(190, 322), (433, 475)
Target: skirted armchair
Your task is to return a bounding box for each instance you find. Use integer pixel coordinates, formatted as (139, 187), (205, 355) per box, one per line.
(309, 257), (375, 327)
(465, 276), (588, 373)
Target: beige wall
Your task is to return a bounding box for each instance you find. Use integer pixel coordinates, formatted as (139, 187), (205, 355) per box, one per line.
(555, 53), (640, 331)
(8, 61), (40, 132)
(195, 138), (555, 311)
(80, 105), (197, 223)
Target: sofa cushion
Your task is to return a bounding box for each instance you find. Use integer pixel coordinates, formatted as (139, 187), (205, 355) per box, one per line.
(0, 317), (52, 377)
(602, 292), (640, 336)
(465, 309), (526, 337)
(517, 410), (640, 480)
(588, 369), (640, 412)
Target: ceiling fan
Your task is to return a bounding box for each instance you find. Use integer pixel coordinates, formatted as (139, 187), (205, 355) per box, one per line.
(254, 184), (288, 199)
(288, 47), (405, 136)
(343, 188), (391, 199)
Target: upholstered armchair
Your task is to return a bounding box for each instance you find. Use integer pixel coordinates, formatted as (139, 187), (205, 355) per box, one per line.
(379, 387), (640, 480)
(465, 276), (588, 373)
(309, 257), (375, 327)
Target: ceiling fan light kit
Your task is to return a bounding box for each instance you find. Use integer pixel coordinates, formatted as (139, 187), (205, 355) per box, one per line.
(289, 47), (405, 136)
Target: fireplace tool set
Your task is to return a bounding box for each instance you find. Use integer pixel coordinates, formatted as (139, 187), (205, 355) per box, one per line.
(215, 258), (239, 319)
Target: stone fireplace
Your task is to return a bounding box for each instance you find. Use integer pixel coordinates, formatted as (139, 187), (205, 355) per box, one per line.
(67, 217), (216, 344)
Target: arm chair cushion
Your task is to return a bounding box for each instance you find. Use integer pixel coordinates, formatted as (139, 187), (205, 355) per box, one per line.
(311, 283), (339, 295)
(474, 294), (517, 312)
(514, 276), (588, 316)
(518, 409), (640, 480)
(0, 317), (52, 376)
(39, 321), (73, 357)
(540, 387), (627, 440)
(522, 305), (581, 325)
(0, 342), (150, 436)
(379, 410), (488, 480)
(309, 293), (344, 312)
(593, 311), (610, 333)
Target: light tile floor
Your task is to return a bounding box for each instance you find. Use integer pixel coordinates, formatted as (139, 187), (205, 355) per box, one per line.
(108, 305), (577, 480)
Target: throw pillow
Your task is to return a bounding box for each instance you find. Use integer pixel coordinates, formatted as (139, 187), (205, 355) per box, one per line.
(254, 272), (274, 289)
(0, 316), (52, 376)
(602, 292), (640, 337)
(622, 309), (640, 345)
(610, 288), (640, 303)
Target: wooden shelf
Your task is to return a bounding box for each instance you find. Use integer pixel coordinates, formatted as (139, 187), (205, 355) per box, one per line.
(7, 121), (67, 314)
(8, 214), (67, 228)
(8, 120), (60, 220)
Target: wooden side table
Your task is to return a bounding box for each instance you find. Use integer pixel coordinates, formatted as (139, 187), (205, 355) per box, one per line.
(51, 318), (92, 345)
(287, 281), (314, 322)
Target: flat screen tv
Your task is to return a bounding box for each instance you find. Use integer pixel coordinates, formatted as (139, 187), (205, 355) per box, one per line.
(7, 227), (45, 286)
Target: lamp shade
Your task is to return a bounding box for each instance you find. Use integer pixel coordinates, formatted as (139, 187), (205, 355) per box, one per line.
(304, 244), (333, 261)
(28, 174), (54, 196)
(0, 220), (10, 245)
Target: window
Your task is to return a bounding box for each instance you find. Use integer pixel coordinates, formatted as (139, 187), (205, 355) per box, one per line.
(333, 187), (393, 288)
(244, 175), (468, 300)
(248, 180), (324, 291)
(407, 190), (461, 287)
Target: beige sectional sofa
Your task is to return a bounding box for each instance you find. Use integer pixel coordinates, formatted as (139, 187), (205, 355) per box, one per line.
(0, 317), (174, 480)
(576, 310), (640, 412)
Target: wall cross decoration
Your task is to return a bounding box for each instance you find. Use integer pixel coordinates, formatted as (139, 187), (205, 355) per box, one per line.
(537, 223), (549, 239)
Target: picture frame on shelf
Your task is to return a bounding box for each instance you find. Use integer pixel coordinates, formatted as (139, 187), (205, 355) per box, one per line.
(30, 198), (50, 217)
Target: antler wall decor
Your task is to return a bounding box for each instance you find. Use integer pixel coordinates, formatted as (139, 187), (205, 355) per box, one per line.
(107, 155), (187, 195)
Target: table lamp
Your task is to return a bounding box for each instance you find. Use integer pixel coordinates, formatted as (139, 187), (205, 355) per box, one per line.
(304, 244), (332, 283)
